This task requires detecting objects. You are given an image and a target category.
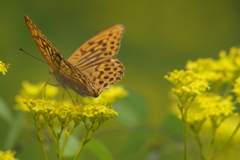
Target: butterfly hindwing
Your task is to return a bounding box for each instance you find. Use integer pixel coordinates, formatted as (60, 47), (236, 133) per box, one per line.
(81, 59), (124, 95)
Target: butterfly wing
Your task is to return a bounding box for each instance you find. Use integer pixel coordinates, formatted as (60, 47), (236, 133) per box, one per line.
(68, 25), (125, 95)
(24, 16), (61, 71)
(24, 15), (98, 97)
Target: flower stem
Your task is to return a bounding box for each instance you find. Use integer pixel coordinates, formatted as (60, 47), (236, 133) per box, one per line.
(39, 140), (49, 160)
(206, 121), (217, 160)
(61, 127), (76, 154)
(74, 128), (93, 160)
(194, 131), (205, 160)
(57, 127), (65, 160)
(212, 118), (240, 159)
(34, 113), (48, 160)
(181, 98), (193, 160)
(37, 129), (48, 160)
(183, 112), (188, 160)
(49, 123), (63, 160)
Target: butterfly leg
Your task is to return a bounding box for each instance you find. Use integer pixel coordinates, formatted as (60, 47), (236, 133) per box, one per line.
(32, 76), (51, 100)
(63, 88), (76, 106)
(75, 93), (79, 105)
(61, 89), (65, 105)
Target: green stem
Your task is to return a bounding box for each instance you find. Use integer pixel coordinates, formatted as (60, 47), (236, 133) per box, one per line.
(194, 132), (205, 160)
(61, 126), (76, 154)
(183, 110), (188, 160)
(181, 98), (194, 160)
(57, 136), (61, 160)
(222, 84), (232, 98)
(33, 113), (48, 160)
(74, 126), (93, 160)
(212, 118), (240, 159)
(74, 140), (87, 160)
(38, 133), (49, 160)
(57, 126), (65, 160)
(35, 119), (48, 160)
(49, 123), (64, 160)
(206, 121), (217, 160)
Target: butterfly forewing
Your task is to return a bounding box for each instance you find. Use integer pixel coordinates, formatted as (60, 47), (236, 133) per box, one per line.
(24, 15), (124, 97)
(68, 25), (125, 94)
(24, 16), (61, 70)
(68, 25), (124, 68)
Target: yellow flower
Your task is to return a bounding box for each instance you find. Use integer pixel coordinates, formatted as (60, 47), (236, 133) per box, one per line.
(24, 99), (118, 129)
(197, 94), (235, 117)
(15, 81), (59, 111)
(0, 61), (10, 75)
(232, 77), (240, 102)
(103, 108), (118, 119)
(186, 58), (223, 82)
(82, 104), (118, 119)
(83, 85), (128, 104)
(186, 47), (240, 85)
(178, 94), (236, 124)
(15, 95), (33, 112)
(20, 81), (58, 98)
(0, 150), (18, 160)
(82, 105), (94, 117)
(64, 129), (71, 137)
(164, 70), (210, 103)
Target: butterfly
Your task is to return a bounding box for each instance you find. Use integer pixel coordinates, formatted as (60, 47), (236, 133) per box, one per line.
(24, 15), (124, 97)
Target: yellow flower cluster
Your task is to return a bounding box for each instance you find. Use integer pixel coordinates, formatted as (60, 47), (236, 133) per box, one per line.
(13, 80), (126, 160)
(15, 81), (128, 112)
(166, 46), (240, 152)
(232, 77), (240, 102)
(186, 47), (240, 85)
(0, 61), (10, 75)
(198, 95), (235, 117)
(166, 47), (240, 124)
(25, 99), (118, 133)
(163, 45), (240, 160)
(81, 104), (118, 119)
(0, 150), (18, 160)
(15, 81), (59, 111)
(186, 94), (236, 126)
(164, 70), (210, 103)
(82, 85), (128, 104)
(15, 81), (122, 131)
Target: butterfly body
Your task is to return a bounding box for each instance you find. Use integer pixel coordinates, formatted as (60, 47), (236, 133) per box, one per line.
(50, 56), (98, 97)
(24, 16), (124, 97)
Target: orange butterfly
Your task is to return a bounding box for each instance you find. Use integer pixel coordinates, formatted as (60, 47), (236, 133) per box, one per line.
(24, 15), (124, 97)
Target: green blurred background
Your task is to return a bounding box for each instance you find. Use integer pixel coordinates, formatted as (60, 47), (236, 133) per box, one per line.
(1, 0), (240, 160)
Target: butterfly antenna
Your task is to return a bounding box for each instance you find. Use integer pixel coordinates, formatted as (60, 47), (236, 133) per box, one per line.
(19, 48), (47, 64)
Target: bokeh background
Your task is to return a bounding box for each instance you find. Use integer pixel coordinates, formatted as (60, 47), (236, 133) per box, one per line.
(1, 0), (240, 160)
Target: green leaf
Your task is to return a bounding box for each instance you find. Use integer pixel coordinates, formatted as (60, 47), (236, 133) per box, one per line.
(85, 138), (114, 160)
(114, 89), (149, 127)
(0, 97), (23, 150)
(119, 126), (151, 157)
(4, 111), (24, 149)
(0, 97), (12, 125)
